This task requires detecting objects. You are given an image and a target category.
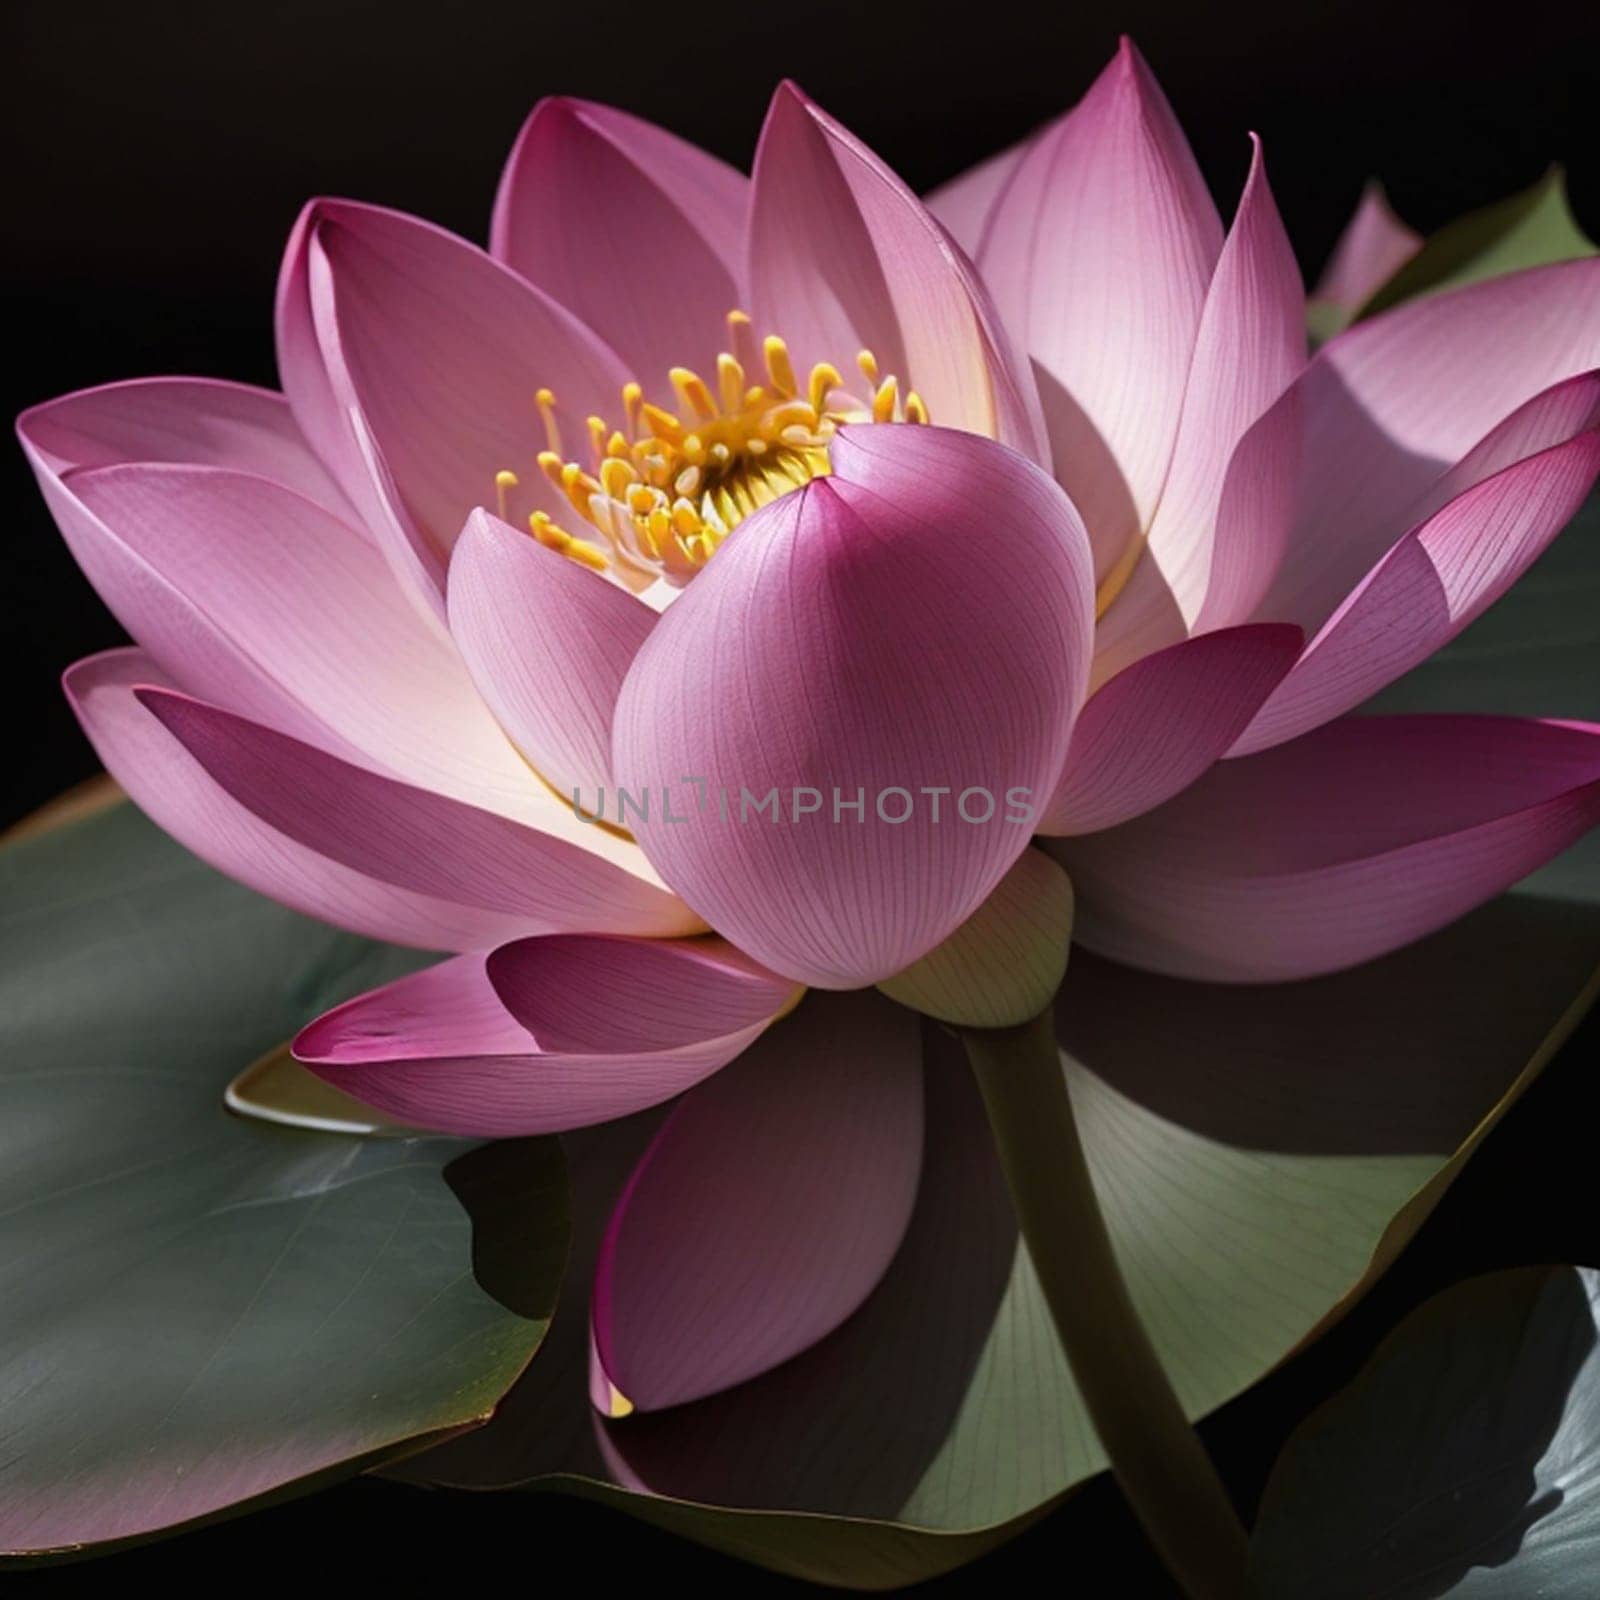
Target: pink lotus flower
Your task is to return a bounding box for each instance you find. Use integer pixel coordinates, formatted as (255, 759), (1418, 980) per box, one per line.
(19, 39), (1600, 1440)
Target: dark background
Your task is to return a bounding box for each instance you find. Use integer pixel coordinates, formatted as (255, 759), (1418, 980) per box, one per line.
(5, 0), (1599, 1591)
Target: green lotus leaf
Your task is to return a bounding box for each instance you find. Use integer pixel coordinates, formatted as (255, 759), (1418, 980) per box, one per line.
(1252, 1265), (1600, 1597)
(1360, 167), (1596, 320)
(0, 797), (567, 1562)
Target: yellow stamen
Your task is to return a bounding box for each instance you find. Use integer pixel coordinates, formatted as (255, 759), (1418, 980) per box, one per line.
(529, 511), (609, 571)
(716, 353), (746, 416)
(621, 382), (644, 439)
(809, 363), (843, 416)
(535, 388), (561, 455)
(559, 461), (598, 518)
(725, 309), (758, 372)
(512, 314), (928, 585)
(494, 469), (518, 521)
(763, 335), (798, 397)
(670, 367), (719, 422)
(640, 402), (683, 442)
(600, 457), (636, 499)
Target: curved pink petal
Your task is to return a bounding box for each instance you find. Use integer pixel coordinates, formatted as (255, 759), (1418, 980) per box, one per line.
(1230, 424), (1600, 756)
(612, 424), (1095, 987)
(447, 508), (656, 799)
(748, 82), (1046, 461)
(1053, 715), (1600, 982)
(486, 933), (792, 1052)
(16, 377), (352, 520)
(1093, 136), (1305, 677)
(924, 138), (1029, 256)
(136, 686), (700, 940)
(1414, 368), (1600, 519)
(276, 198), (634, 619)
(491, 98), (747, 384)
(977, 39), (1224, 581)
(20, 456), (329, 752)
(1040, 624), (1303, 835)
(36, 459), (601, 830)
(65, 651), (545, 951)
(294, 935), (799, 1137)
(1310, 181), (1421, 326)
(1204, 257), (1600, 635)
(276, 201), (373, 532)
(591, 987), (922, 1413)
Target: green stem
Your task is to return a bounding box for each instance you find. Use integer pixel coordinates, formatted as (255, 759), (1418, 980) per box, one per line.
(961, 1011), (1251, 1599)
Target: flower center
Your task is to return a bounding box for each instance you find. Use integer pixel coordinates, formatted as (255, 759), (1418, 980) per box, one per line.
(497, 310), (927, 587)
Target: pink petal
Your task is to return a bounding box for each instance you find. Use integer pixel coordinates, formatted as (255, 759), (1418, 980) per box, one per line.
(446, 508), (656, 799)
(136, 686), (701, 940)
(39, 459), (597, 829)
(1093, 136), (1305, 677)
(277, 198), (634, 619)
(21, 458), (327, 752)
(976, 40), (1224, 581)
(294, 935), (800, 1137)
(276, 201), (374, 533)
(1040, 624), (1304, 835)
(591, 988), (923, 1412)
(612, 424), (1096, 988)
(924, 138), (1029, 255)
(1053, 715), (1600, 982)
(1204, 258), (1600, 635)
(1310, 181), (1422, 323)
(16, 376), (353, 521)
(491, 98), (747, 384)
(748, 83), (1046, 461)
(65, 651), (545, 950)
(1230, 423), (1600, 756)
(1415, 368), (1600, 518)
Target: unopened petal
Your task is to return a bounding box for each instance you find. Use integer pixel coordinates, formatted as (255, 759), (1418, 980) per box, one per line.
(612, 424), (1095, 987)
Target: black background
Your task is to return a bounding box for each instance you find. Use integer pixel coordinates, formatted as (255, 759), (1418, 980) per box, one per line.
(5, 0), (1600, 1592)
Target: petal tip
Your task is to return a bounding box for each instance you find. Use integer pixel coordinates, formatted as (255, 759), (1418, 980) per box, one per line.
(288, 1013), (336, 1067)
(760, 77), (831, 144)
(294, 195), (365, 237)
(129, 683), (184, 722)
(515, 94), (618, 145)
(588, 1333), (635, 1419)
(1112, 33), (1153, 83)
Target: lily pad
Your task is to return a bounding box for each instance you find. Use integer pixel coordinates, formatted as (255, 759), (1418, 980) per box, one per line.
(1252, 1266), (1600, 1597)
(390, 495), (1600, 1586)
(0, 797), (568, 1561)
(1360, 167), (1597, 320)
